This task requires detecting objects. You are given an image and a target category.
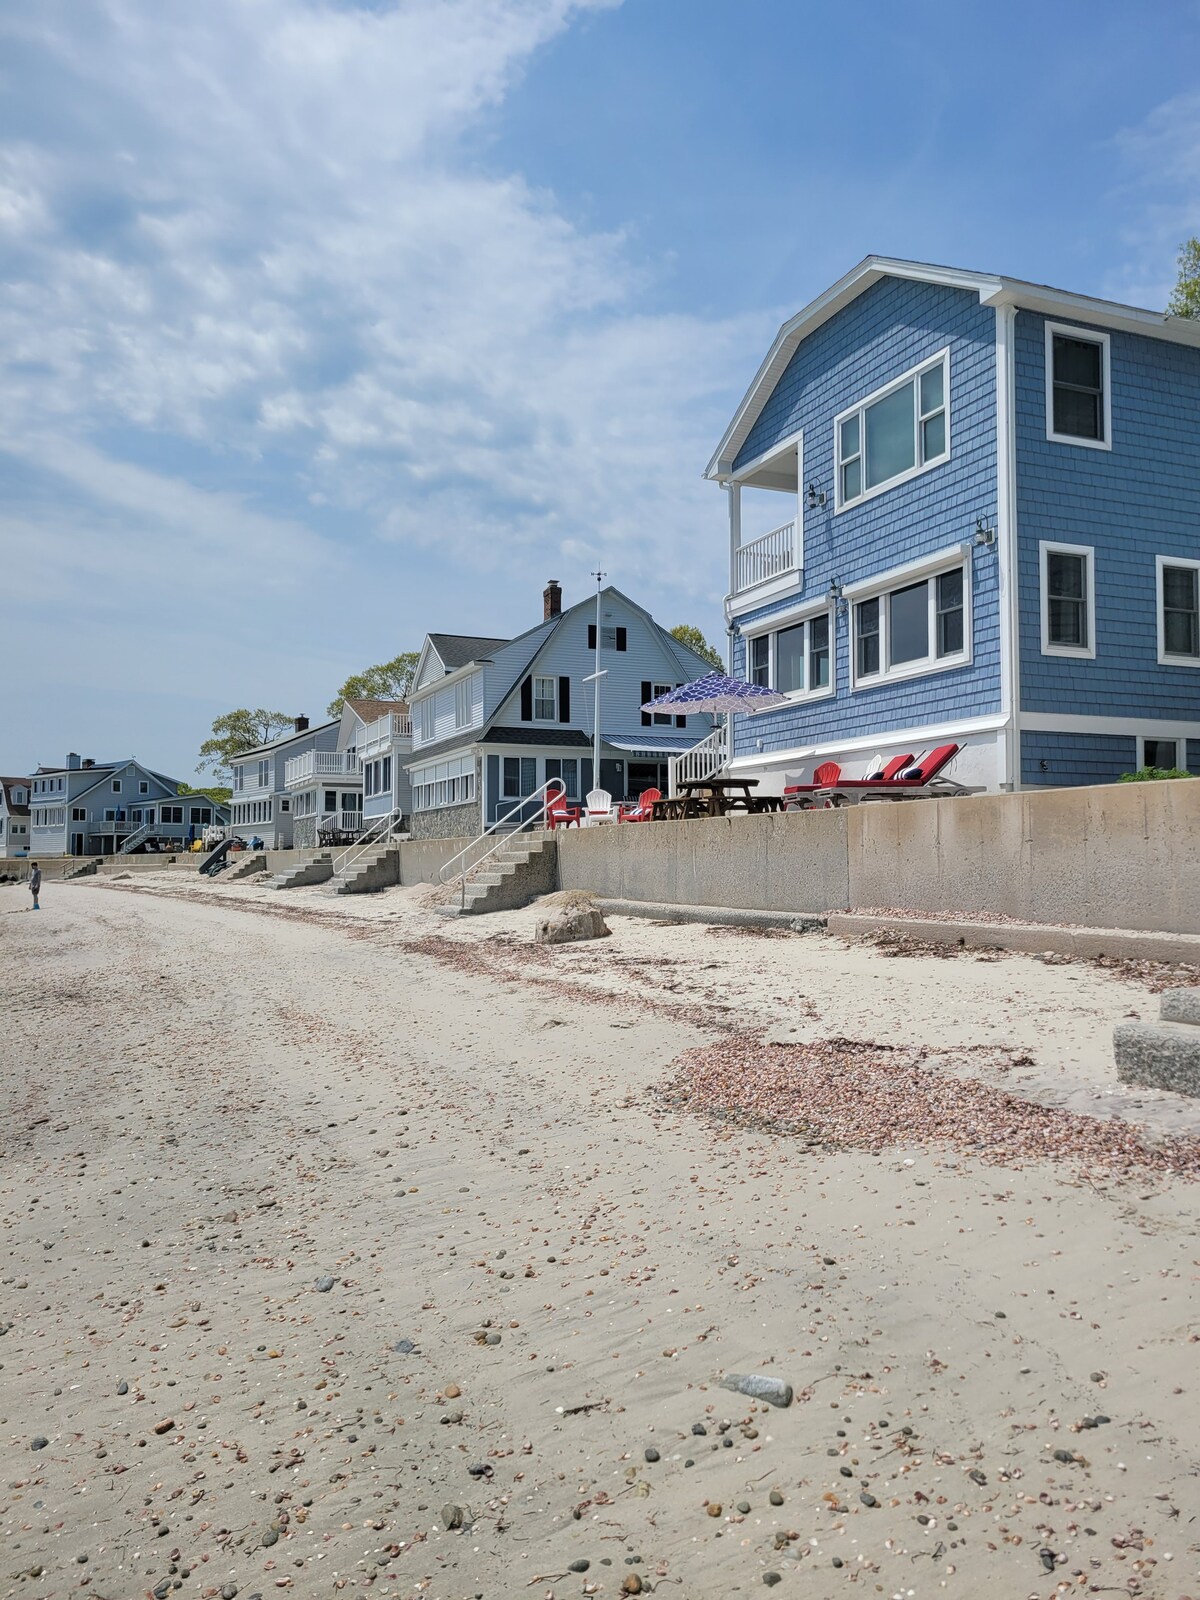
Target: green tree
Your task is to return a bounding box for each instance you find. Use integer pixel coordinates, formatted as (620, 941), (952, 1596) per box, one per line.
(326, 651), (419, 717)
(197, 708), (293, 783)
(1168, 238), (1200, 319)
(669, 624), (723, 670)
(177, 780), (233, 807)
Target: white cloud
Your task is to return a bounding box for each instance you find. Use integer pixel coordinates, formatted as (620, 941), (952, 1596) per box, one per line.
(1107, 91), (1200, 308)
(1, 0), (768, 772)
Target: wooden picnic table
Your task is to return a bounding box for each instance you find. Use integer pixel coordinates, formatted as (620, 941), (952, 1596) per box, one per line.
(676, 776), (781, 818)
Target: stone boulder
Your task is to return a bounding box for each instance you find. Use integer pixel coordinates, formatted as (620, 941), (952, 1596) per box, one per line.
(535, 906), (611, 945)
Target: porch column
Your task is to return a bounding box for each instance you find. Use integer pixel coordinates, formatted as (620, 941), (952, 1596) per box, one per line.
(727, 481), (741, 597)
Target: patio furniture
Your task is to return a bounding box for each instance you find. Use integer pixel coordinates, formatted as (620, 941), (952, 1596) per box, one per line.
(545, 784), (582, 830)
(820, 743), (979, 804)
(580, 787), (616, 825)
(782, 761), (842, 810)
(618, 786), (661, 822)
(677, 776), (761, 817)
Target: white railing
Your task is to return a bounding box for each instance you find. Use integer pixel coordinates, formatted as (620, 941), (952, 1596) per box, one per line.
(668, 723), (729, 798)
(332, 807), (404, 879)
(319, 810), (364, 836)
(360, 711), (413, 757)
(119, 823), (153, 854)
(437, 779), (559, 910)
(734, 519), (796, 593)
(284, 750), (361, 789)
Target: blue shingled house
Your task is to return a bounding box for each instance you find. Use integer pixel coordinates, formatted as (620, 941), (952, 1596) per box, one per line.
(707, 257), (1200, 793)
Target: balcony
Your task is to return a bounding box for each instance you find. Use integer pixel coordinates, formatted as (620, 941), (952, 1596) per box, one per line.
(359, 711), (413, 759)
(284, 750), (362, 791)
(733, 519), (798, 596)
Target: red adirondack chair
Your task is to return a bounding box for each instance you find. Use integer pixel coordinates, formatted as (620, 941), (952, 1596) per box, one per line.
(544, 784), (581, 829)
(618, 787), (661, 822)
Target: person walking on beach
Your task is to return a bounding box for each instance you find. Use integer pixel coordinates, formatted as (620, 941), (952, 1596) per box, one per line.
(29, 861), (41, 911)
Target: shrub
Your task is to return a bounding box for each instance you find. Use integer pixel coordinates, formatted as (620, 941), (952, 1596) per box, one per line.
(1118, 766), (1192, 782)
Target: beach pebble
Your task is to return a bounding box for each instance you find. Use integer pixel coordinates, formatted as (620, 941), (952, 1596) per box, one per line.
(644, 1447), (660, 1462)
(769, 1489), (784, 1506)
(31, 1436), (48, 1450)
(568, 1559), (590, 1572)
(763, 1573), (782, 1587)
(719, 1372), (793, 1408)
(442, 1504), (464, 1529)
(393, 1338), (416, 1353)
(314, 1275), (336, 1292)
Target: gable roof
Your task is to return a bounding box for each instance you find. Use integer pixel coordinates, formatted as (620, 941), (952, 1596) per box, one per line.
(345, 697), (408, 725)
(427, 633), (509, 672)
(1, 777), (30, 815)
(234, 720), (338, 759)
(707, 254), (1200, 480)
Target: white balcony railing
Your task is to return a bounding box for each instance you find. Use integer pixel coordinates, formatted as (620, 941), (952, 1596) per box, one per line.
(360, 711), (412, 758)
(667, 723), (730, 798)
(734, 519), (797, 594)
(319, 810), (365, 837)
(284, 750), (362, 790)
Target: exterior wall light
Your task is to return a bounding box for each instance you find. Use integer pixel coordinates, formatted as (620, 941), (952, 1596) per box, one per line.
(974, 516), (996, 547)
(807, 482), (827, 509)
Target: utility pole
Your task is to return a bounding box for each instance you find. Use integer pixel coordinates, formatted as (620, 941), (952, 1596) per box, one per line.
(585, 568), (607, 794)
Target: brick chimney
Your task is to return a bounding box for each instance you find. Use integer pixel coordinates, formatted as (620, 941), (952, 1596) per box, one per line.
(294, 714), (309, 733)
(543, 579), (562, 620)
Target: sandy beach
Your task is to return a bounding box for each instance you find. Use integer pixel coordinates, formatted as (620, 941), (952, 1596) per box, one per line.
(2, 871), (1198, 1600)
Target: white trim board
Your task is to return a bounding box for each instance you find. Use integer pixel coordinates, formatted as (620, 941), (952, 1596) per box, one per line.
(1019, 713), (1200, 739)
(725, 710), (1008, 772)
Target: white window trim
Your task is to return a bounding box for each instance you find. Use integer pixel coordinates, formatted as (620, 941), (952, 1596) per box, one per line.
(743, 607), (835, 707)
(1155, 554), (1200, 668)
(834, 348), (950, 513)
(532, 674), (559, 722)
(850, 557), (971, 691)
(1044, 321), (1112, 451)
(1137, 734), (1185, 771)
(1039, 540), (1096, 660)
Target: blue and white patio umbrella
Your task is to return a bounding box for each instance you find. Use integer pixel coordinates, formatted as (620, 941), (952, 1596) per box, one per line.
(641, 670), (788, 715)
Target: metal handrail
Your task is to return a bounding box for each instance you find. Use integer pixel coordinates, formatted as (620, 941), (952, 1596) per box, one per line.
(437, 779), (563, 908)
(332, 806), (403, 878)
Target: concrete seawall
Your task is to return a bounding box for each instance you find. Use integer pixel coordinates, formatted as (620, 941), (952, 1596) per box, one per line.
(554, 779), (1200, 935)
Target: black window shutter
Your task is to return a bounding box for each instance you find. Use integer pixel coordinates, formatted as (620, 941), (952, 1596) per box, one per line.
(520, 676), (532, 721)
(641, 680), (652, 728)
(587, 623), (597, 649)
(558, 676), (570, 722)
(616, 626), (627, 651)
(675, 684), (686, 729)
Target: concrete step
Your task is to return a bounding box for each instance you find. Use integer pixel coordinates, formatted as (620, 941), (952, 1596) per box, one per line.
(272, 853), (334, 890)
(456, 836), (558, 915)
(334, 845), (399, 895)
(225, 852), (267, 881)
(1114, 1020), (1200, 1098)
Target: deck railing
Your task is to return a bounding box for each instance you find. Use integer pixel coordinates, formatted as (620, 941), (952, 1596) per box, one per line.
(360, 712), (413, 757)
(284, 750), (361, 789)
(667, 723), (729, 798)
(734, 519), (796, 593)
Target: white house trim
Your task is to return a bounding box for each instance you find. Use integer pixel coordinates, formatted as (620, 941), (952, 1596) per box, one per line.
(741, 593), (837, 636)
(994, 302), (1020, 791)
(1039, 540), (1096, 660)
(1044, 321), (1112, 452)
(1155, 554), (1200, 668)
(725, 710), (1010, 773)
(843, 540), (971, 601)
(1020, 712), (1200, 739)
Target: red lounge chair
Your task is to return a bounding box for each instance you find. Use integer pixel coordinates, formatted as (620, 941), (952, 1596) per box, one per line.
(545, 785), (581, 830)
(813, 752), (915, 803)
(782, 761), (842, 810)
(834, 743), (979, 803)
(618, 786), (661, 822)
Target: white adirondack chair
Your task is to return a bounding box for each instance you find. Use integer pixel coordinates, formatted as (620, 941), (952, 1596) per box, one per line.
(581, 787), (615, 825)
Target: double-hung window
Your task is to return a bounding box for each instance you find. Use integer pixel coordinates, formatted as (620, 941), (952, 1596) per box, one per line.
(1157, 557), (1200, 666)
(502, 756), (538, 798)
(650, 683), (674, 726)
(744, 612), (833, 699)
(455, 676), (473, 728)
(836, 351), (949, 508)
(852, 563), (968, 687)
(418, 697), (435, 743)
(1040, 542), (1095, 658)
(533, 676), (557, 720)
(1045, 323), (1110, 448)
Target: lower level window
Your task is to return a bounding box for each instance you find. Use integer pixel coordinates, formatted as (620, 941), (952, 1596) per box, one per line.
(503, 756), (538, 798)
(746, 612), (832, 697)
(1041, 542), (1094, 656)
(412, 754), (476, 811)
(1141, 737), (1182, 771)
(545, 757), (579, 797)
(853, 566), (966, 685)
(1160, 559), (1200, 663)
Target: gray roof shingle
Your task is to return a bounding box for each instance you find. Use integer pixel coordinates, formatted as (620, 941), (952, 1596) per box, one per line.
(427, 633), (510, 671)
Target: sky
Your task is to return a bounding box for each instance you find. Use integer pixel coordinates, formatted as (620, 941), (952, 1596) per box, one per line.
(2, 0), (1199, 778)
